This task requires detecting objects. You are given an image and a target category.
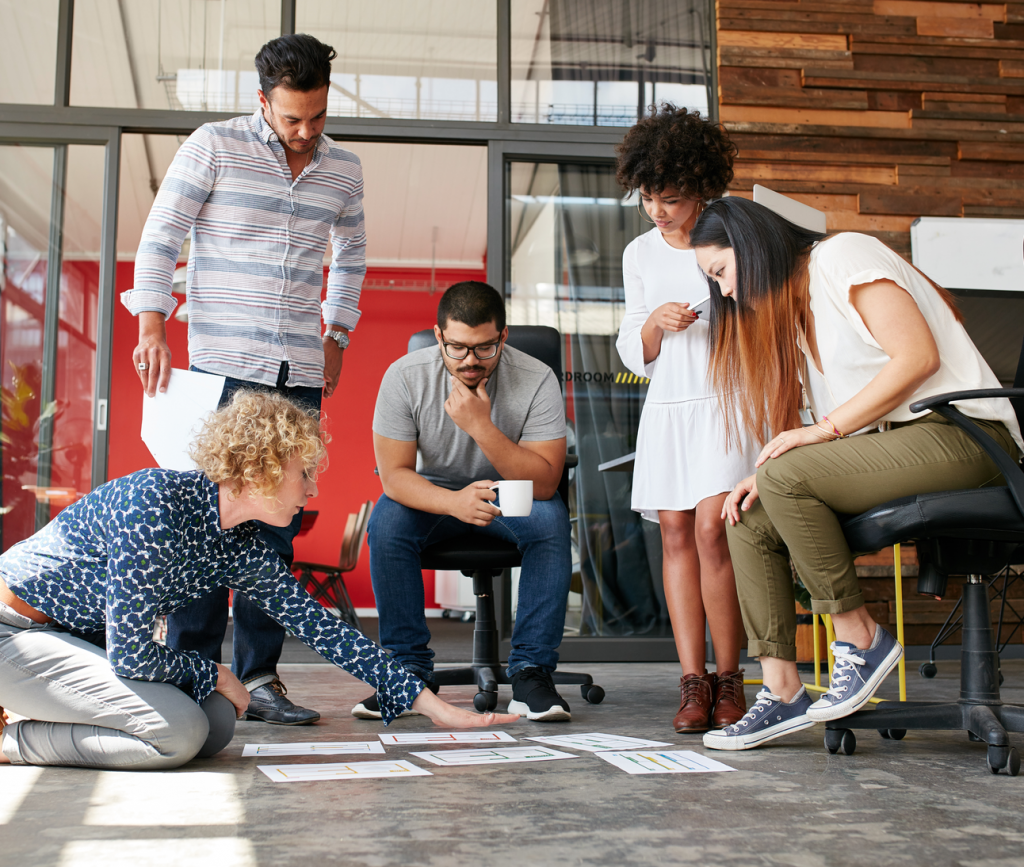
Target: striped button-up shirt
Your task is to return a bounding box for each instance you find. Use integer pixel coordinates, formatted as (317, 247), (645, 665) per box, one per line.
(122, 109), (365, 388)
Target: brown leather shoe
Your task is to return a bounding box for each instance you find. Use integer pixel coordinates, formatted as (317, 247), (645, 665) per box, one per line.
(672, 672), (715, 733)
(711, 669), (747, 728)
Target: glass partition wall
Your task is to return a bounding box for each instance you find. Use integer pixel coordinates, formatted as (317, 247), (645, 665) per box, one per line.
(508, 161), (670, 641)
(0, 0), (714, 659)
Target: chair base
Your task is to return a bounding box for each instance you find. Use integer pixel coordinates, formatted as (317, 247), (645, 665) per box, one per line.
(823, 581), (1024, 775)
(429, 568), (605, 712)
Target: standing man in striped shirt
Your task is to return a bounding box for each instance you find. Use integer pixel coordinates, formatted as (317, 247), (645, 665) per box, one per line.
(122, 34), (362, 725)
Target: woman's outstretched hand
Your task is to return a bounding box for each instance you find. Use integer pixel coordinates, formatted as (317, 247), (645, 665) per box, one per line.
(411, 686), (519, 728)
(214, 664), (251, 718)
(754, 425), (824, 469)
(722, 473), (759, 526)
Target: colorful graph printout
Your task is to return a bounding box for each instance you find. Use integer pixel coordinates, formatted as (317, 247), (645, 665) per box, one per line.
(410, 746), (578, 766)
(378, 731), (516, 746)
(597, 750), (736, 775)
(257, 760), (431, 782)
(524, 733), (673, 752)
(243, 741), (385, 757)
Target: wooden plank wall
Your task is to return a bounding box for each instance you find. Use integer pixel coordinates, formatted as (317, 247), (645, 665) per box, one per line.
(716, 0), (1024, 257)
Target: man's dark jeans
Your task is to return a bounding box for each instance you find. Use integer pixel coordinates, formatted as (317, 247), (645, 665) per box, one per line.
(165, 369), (322, 687)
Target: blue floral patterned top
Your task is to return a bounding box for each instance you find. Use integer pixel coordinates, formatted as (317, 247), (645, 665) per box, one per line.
(0, 468), (422, 723)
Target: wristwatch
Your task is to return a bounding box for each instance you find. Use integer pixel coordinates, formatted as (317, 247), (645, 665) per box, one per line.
(324, 329), (350, 350)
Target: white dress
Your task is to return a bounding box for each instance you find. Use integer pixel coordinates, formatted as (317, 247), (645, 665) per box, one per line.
(616, 228), (758, 521)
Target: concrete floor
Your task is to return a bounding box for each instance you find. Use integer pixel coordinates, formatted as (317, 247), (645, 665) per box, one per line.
(4, 659), (1024, 867)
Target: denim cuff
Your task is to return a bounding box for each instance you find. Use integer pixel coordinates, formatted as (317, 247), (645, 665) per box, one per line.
(1, 722), (25, 764)
(243, 674), (278, 691)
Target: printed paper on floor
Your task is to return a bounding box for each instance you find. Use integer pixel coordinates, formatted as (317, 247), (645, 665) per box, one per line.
(378, 731), (516, 746)
(524, 732), (673, 752)
(257, 760), (431, 782)
(410, 746), (578, 766)
(597, 750), (736, 775)
(243, 741), (385, 757)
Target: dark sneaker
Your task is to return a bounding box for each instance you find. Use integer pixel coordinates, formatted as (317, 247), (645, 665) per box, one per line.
(508, 668), (571, 721)
(351, 680), (438, 720)
(702, 686), (814, 751)
(807, 626), (903, 721)
(244, 680), (320, 725)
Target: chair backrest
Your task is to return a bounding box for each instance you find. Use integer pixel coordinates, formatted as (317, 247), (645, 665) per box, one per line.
(338, 500), (373, 572)
(407, 325), (563, 382)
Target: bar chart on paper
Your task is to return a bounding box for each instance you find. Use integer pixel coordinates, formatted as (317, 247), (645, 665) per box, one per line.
(597, 750), (736, 775)
(243, 741), (385, 757)
(257, 760), (432, 782)
(378, 731), (516, 746)
(410, 746), (578, 766)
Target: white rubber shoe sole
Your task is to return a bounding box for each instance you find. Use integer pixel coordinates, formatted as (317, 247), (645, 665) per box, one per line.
(507, 699), (571, 722)
(702, 714), (816, 751)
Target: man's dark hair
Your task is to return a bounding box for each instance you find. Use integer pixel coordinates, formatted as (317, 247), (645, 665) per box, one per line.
(254, 34), (336, 96)
(437, 281), (506, 332)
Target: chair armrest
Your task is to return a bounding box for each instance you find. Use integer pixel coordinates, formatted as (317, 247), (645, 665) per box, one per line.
(565, 453), (578, 469)
(909, 388), (1024, 413)
(905, 394), (1024, 520)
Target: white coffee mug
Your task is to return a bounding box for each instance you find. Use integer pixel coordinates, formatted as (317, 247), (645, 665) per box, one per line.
(488, 480), (533, 517)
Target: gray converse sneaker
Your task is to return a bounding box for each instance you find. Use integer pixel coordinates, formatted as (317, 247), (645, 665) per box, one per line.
(806, 626), (903, 722)
(702, 686), (815, 751)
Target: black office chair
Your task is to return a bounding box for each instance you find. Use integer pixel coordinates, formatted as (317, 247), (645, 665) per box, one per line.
(830, 331), (1024, 775)
(406, 325), (605, 712)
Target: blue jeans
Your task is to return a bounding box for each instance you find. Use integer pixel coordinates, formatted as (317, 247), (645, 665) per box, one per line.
(367, 493), (572, 679)
(165, 370), (322, 687)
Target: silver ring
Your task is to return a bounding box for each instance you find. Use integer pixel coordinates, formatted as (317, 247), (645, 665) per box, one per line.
(137, 362), (149, 371)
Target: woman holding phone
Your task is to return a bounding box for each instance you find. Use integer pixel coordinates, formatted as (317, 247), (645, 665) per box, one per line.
(689, 197), (1022, 750)
(615, 106), (756, 733)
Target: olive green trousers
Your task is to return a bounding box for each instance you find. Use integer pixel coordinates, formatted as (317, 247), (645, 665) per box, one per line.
(725, 414), (1018, 661)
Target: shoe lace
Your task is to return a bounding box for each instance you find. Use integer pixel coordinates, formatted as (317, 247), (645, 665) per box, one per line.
(822, 644), (865, 700)
(268, 680), (288, 697)
(716, 671), (744, 705)
(727, 688), (779, 731)
(680, 675), (710, 706)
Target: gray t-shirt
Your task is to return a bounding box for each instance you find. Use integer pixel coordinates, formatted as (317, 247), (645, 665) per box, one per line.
(373, 344), (566, 490)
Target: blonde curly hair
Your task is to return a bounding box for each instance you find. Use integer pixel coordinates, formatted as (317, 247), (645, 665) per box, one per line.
(191, 390), (328, 499)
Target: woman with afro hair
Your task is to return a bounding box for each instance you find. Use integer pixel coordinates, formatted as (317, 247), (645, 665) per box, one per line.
(615, 105), (755, 734)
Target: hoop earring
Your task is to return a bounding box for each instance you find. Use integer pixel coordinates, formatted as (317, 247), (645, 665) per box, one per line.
(637, 199), (656, 224)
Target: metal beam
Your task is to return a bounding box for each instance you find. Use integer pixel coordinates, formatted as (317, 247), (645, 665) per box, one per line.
(497, 0), (511, 126)
(35, 145), (68, 530)
(281, 0), (296, 36)
(91, 131), (122, 489)
(0, 104), (627, 147)
(54, 0), (74, 107)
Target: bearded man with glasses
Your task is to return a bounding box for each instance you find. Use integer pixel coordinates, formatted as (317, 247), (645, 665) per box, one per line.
(353, 281), (574, 722)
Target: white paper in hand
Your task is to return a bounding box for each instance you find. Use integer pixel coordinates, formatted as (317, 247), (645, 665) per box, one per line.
(141, 369), (226, 470)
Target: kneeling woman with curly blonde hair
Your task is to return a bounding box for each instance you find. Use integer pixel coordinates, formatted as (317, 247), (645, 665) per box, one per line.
(0, 391), (515, 770)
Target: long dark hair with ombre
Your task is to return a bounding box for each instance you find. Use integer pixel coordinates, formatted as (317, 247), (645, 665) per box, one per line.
(690, 197), (823, 446)
(690, 196), (963, 447)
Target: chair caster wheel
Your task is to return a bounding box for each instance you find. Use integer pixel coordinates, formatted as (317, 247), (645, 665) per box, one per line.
(879, 728), (906, 741)
(825, 729), (856, 755)
(581, 684), (605, 704)
(441, 609), (451, 619)
(919, 662), (938, 678)
(474, 691), (498, 713)
(987, 745), (1021, 776)
(969, 731), (983, 742)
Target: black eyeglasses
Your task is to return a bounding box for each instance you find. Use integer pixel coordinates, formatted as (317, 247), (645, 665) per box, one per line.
(441, 333), (501, 361)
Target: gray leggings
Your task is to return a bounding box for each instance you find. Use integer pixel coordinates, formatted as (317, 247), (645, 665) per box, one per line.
(0, 603), (235, 769)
